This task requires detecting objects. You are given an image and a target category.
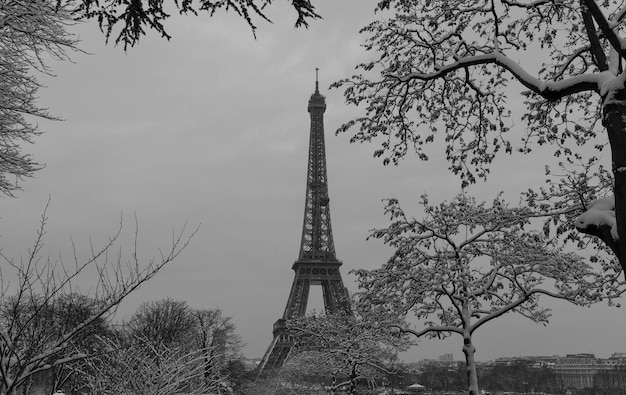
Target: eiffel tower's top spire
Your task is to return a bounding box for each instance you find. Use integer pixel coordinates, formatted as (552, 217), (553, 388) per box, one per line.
(315, 67), (319, 93)
(308, 67), (326, 111)
(300, 68), (335, 261)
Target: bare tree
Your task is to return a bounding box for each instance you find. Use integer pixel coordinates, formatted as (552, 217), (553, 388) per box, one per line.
(190, 308), (243, 388)
(335, 0), (626, 274)
(1, 293), (112, 393)
(0, 201), (197, 394)
(127, 300), (244, 391)
(128, 298), (196, 348)
(354, 194), (624, 395)
(76, 334), (225, 395)
(0, 1), (80, 196)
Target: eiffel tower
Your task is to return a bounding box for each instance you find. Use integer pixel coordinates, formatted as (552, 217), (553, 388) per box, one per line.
(258, 70), (351, 372)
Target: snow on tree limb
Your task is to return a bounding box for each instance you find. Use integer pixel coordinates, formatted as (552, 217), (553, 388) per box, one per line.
(386, 51), (610, 102)
(575, 196), (618, 240)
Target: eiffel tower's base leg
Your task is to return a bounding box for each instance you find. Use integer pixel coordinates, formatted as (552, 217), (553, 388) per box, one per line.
(257, 319), (293, 373)
(258, 260), (352, 374)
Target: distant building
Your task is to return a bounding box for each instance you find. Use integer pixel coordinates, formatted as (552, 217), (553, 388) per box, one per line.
(404, 352), (626, 392)
(553, 354), (599, 388)
(494, 356), (527, 366)
(553, 353), (626, 391)
(439, 353), (454, 362)
(494, 355), (559, 367)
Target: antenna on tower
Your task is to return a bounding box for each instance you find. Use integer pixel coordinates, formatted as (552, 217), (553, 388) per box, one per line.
(315, 67), (319, 93)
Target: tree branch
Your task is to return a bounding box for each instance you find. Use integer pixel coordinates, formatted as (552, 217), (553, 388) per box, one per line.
(581, 0), (626, 61)
(580, 0), (608, 71)
(385, 51), (608, 101)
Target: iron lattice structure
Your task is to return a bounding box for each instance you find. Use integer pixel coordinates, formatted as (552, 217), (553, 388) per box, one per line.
(258, 74), (351, 373)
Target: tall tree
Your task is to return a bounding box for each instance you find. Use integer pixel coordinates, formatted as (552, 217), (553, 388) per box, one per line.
(0, 203), (196, 394)
(190, 308), (243, 388)
(0, 294), (108, 394)
(128, 300), (243, 390)
(0, 1), (80, 196)
(129, 298), (196, 348)
(354, 194), (624, 395)
(40, 294), (111, 393)
(335, 0), (626, 274)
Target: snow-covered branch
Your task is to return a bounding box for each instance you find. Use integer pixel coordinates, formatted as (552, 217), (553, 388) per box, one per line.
(386, 51), (610, 101)
(393, 323), (463, 338)
(78, 335), (226, 395)
(575, 196), (617, 240)
(285, 310), (411, 392)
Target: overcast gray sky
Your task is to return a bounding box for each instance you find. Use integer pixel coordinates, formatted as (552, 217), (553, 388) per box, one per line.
(1, 0), (624, 363)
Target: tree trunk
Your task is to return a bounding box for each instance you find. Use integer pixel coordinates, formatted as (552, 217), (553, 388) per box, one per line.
(462, 333), (479, 395)
(349, 362), (357, 394)
(602, 85), (626, 274)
